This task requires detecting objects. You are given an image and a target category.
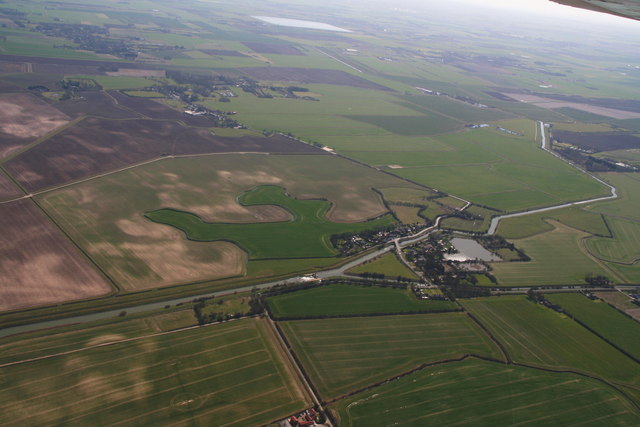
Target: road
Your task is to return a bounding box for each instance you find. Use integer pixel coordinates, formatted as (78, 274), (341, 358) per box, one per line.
(487, 121), (618, 234)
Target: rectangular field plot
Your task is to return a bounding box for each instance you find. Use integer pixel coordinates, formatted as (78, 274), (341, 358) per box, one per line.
(0, 200), (111, 311)
(331, 358), (640, 426)
(461, 296), (640, 387)
(0, 318), (310, 427)
(546, 293), (640, 360)
(279, 313), (503, 398)
(267, 283), (454, 319)
(490, 221), (609, 286)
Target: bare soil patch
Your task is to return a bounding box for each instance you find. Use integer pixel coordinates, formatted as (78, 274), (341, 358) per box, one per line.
(552, 130), (640, 152)
(240, 67), (393, 91)
(199, 49), (247, 57)
(107, 90), (213, 126)
(504, 93), (640, 120)
(0, 199), (111, 311)
(0, 93), (70, 159)
(242, 42), (304, 55)
(0, 172), (21, 201)
(6, 117), (323, 192)
(51, 91), (140, 119)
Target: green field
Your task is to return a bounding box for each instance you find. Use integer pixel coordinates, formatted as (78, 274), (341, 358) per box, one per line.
(546, 293), (640, 360)
(0, 318), (310, 426)
(267, 283), (454, 318)
(496, 206), (609, 239)
(332, 358), (640, 426)
(490, 221), (610, 286)
(587, 217), (640, 264)
(461, 296), (640, 387)
(146, 185), (396, 259)
(347, 252), (420, 279)
(279, 312), (503, 398)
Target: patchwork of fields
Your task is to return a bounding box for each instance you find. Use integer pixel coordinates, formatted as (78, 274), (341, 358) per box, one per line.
(279, 313), (503, 398)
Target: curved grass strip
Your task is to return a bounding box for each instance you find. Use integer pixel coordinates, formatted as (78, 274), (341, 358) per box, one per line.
(146, 185), (395, 259)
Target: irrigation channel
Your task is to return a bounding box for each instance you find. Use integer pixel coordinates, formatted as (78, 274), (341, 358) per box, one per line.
(0, 122), (619, 337)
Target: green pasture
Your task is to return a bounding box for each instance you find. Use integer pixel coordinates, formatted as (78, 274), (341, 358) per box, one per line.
(399, 94), (513, 123)
(0, 318), (308, 426)
(347, 252), (420, 279)
(390, 205), (425, 224)
(279, 312), (503, 398)
(595, 149), (640, 166)
(604, 263), (640, 284)
(552, 107), (613, 124)
(441, 205), (499, 233)
(490, 221), (610, 286)
(546, 293), (640, 360)
(587, 173), (640, 221)
(67, 75), (152, 90)
(587, 217), (640, 264)
(146, 185), (396, 259)
(268, 283), (452, 319)
(496, 206), (609, 239)
(332, 358), (640, 426)
(461, 296), (640, 387)
(343, 114), (463, 136)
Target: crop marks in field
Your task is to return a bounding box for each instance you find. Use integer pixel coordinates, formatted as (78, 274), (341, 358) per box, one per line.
(0, 318), (309, 426)
(587, 217), (640, 264)
(279, 313), (503, 398)
(331, 358), (640, 426)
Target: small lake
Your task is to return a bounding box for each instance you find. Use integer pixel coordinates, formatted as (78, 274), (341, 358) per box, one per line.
(444, 238), (501, 262)
(252, 16), (352, 32)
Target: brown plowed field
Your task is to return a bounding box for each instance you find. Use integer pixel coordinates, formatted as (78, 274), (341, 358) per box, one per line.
(51, 91), (141, 119)
(0, 199), (111, 311)
(6, 117), (324, 192)
(199, 49), (247, 57)
(0, 171), (22, 201)
(240, 67), (393, 91)
(243, 42), (304, 55)
(107, 90), (213, 126)
(552, 130), (640, 152)
(0, 93), (70, 159)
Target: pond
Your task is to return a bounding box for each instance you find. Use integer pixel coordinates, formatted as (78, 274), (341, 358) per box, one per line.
(252, 16), (352, 32)
(444, 238), (501, 262)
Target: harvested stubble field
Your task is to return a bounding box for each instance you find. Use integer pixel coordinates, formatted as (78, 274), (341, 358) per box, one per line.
(0, 92), (70, 159)
(331, 358), (640, 426)
(489, 220), (610, 286)
(546, 293), (640, 360)
(6, 117), (322, 192)
(267, 283), (453, 319)
(0, 199), (111, 311)
(461, 296), (640, 387)
(279, 312), (503, 398)
(51, 91), (141, 119)
(0, 318), (310, 427)
(38, 154), (419, 290)
(146, 185), (395, 259)
(240, 67), (392, 91)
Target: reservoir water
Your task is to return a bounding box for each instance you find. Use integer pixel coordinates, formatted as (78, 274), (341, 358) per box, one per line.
(444, 238), (500, 262)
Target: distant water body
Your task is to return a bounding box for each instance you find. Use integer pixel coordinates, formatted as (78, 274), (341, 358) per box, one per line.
(252, 16), (352, 32)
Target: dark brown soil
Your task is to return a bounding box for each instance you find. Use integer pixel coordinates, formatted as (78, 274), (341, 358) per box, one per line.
(6, 117), (324, 191)
(552, 131), (640, 152)
(243, 42), (304, 55)
(0, 199), (111, 311)
(108, 90), (213, 126)
(52, 91), (141, 119)
(199, 49), (247, 57)
(240, 67), (393, 91)
(0, 171), (22, 201)
(485, 91), (517, 102)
